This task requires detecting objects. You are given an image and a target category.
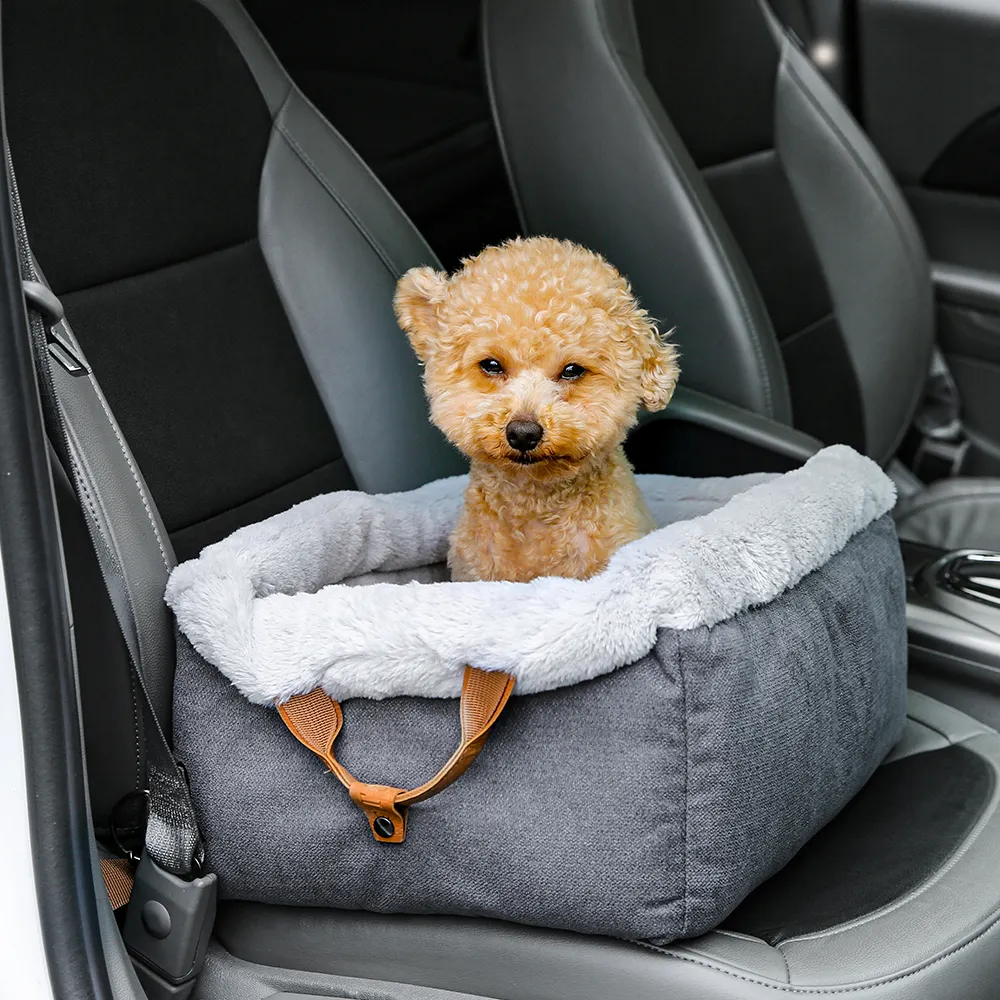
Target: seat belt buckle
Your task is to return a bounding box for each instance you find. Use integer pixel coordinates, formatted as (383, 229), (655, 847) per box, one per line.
(913, 434), (969, 482)
(123, 853), (217, 1000)
(22, 278), (90, 375)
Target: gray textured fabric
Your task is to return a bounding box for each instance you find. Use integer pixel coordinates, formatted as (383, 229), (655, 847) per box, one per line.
(173, 515), (906, 945)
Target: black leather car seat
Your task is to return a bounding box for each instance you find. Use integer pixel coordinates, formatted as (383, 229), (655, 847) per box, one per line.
(7, 1), (1000, 998)
(483, 0), (1000, 553)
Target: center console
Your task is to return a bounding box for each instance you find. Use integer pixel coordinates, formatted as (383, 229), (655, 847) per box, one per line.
(906, 541), (1000, 731)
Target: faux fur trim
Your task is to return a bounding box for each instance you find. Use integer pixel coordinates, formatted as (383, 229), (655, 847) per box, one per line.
(166, 445), (895, 703)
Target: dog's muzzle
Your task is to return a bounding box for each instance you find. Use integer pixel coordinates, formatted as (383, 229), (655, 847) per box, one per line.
(505, 419), (543, 453)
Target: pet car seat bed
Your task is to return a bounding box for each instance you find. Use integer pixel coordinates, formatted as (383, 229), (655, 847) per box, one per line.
(166, 444), (907, 945)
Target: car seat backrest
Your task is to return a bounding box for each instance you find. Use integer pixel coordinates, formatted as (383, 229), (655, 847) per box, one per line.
(2, 0), (464, 833)
(484, 0), (935, 464)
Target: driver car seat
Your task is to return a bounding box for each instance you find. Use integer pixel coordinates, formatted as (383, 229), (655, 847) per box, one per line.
(6, 0), (1000, 997)
(483, 0), (1000, 554)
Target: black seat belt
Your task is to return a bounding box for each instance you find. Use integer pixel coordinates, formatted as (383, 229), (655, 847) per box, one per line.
(6, 141), (216, 1000)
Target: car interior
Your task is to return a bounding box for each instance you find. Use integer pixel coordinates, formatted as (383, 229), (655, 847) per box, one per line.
(6, 0), (1000, 997)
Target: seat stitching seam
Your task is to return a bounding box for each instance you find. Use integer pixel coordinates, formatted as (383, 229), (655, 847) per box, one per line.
(274, 123), (400, 278)
(778, 310), (836, 350)
(714, 928), (767, 942)
(593, 0), (778, 418)
(905, 703), (991, 745)
(701, 147), (779, 177)
(129, 656), (142, 793)
(779, 759), (1000, 944)
(60, 237), (258, 300)
(68, 447), (152, 781)
(65, 441), (148, 680)
(776, 940), (791, 983)
(636, 895), (1000, 992)
(783, 53), (925, 278)
(915, 720), (984, 747)
(904, 705), (983, 744)
(168, 455), (348, 537)
(86, 371), (171, 573)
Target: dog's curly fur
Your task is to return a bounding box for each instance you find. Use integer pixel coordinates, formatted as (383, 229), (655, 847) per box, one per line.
(395, 236), (679, 582)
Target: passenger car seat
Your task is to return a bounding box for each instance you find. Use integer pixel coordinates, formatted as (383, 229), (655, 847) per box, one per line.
(6, 0), (1000, 997)
(483, 0), (1000, 552)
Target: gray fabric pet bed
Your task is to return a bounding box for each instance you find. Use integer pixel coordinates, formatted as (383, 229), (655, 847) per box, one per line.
(167, 444), (908, 945)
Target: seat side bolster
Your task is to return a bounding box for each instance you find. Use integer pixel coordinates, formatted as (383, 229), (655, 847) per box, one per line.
(774, 34), (934, 465)
(778, 731), (1000, 985)
(482, 0), (791, 422)
(190, 0), (465, 495)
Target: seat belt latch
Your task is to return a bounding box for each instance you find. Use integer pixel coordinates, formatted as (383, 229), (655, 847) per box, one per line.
(22, 278), (89, 375)
(912, 434), (969, 482)
(123, 853), (217, 1000)
(912, 348), (967, 481)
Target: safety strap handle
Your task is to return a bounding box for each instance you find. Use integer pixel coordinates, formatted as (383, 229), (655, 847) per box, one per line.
(278, 666), (515, 843)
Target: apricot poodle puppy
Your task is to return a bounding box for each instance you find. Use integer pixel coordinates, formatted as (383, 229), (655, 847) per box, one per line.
(395, 236), (679, 583)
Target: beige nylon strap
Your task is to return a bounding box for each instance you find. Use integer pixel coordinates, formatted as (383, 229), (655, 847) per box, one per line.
(278, 666), (515, 843)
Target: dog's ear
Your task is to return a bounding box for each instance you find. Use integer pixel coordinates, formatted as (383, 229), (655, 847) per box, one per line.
(639, 323), (680, 411)
(394, 266), (449, 362)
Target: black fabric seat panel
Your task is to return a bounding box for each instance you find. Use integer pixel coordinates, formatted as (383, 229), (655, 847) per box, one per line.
(3, 0), (273, 294)
(723, 744), (994, 944)
(702, 151), (831, 341)
(289, 71), (487, 167)
(60, 240), (351, 554)
(170, 459), (354, 562)
(923, 108), (1000, 201)
(632, 0), (779, 170)
(781, 314), (866, 451)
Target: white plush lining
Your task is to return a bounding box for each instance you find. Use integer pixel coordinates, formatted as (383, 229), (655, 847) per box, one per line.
(166, 445), (895, 704)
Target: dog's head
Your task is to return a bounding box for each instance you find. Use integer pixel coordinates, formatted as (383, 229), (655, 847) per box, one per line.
(395, 236), (679, 478)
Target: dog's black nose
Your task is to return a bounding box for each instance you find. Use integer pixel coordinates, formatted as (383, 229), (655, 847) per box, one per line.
(505, 419), (544, 452)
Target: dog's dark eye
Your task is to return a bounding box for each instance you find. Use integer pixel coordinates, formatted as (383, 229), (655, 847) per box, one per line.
(479, 358), (504, 376)
(560, 364), (587, 380)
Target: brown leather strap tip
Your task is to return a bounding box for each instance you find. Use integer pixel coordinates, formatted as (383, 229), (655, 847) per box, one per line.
(100, 855), (135, 911)
(349, 782), (409, 843)
(277, 666), (515, 844)
(277, 688), (343, 768)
